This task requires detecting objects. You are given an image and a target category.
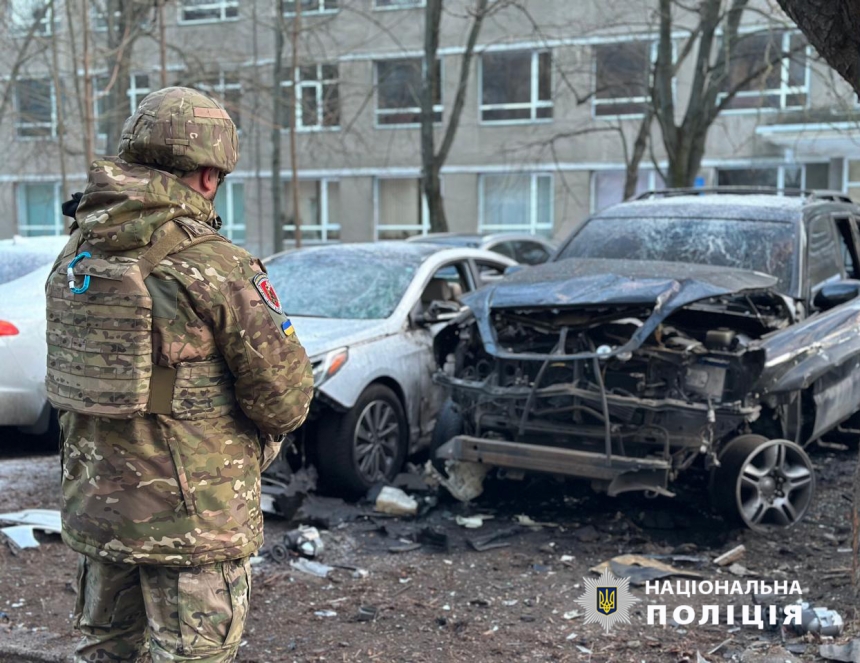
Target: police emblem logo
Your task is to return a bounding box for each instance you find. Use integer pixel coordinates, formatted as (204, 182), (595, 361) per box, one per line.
(575, 568), (639, 633)
(252, 273), (282, 314)
(597, 587), (617, 616)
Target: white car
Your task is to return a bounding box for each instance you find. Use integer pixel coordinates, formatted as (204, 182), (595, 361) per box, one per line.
(264, 242), (515, 495)
(0, 236), (69, 437)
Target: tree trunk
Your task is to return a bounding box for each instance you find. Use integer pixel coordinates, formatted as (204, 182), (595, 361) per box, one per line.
(271, 0), (285, 255)
(158, 0), (167, 88)
(49, 0), (68, 203)
(623, 111), (654, 199)
(251, 0), (264, 256)
(421, 0), (445, 234)
(81, 0), (94, 167)
(289, 0), (302, 248)
(776, 0), (860, 98)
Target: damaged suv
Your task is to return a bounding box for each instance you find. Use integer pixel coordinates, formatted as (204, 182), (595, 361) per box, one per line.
(434, 190), (860, 529)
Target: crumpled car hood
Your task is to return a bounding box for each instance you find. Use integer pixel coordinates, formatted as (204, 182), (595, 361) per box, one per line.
(462, 258), (778, 360)
(291, 316), (390, 359)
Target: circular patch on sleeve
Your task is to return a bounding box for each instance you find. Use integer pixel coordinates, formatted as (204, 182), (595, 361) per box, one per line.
(252, 273), (282, 314)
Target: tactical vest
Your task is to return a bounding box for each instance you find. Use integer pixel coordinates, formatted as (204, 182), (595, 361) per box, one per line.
(46, 220), (232, 419)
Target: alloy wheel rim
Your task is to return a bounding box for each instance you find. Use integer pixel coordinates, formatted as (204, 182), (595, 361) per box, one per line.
(353, 400), (400, 483)
(736, 440), (814, 528)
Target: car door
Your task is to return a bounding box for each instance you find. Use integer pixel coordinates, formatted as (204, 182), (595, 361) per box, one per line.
(402, 260), (476, 444)
(797, 212), (860, 441)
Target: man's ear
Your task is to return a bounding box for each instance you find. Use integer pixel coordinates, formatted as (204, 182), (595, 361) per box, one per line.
(200, 167), (220, 198)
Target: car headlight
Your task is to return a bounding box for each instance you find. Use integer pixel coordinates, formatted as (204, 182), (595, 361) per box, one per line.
(312, 347), (349, 386)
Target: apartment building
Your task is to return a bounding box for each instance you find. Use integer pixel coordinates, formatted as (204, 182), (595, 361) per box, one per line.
(1, 0), (858, 258)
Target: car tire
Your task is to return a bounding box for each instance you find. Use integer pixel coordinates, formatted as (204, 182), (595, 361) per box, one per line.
(430, 398), (463, 473)
(316, 384), (408, 497)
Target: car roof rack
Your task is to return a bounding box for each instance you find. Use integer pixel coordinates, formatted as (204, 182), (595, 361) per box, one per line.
(634, 186), (854, 204)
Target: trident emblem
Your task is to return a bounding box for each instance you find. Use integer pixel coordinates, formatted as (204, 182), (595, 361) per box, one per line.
(597, 587), (617, 615)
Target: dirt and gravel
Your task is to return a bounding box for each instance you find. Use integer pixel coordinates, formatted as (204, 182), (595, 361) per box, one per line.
(1, 437), (858, 663)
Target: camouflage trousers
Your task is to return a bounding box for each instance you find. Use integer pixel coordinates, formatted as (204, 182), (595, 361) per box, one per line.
(73, 554), (251, 663)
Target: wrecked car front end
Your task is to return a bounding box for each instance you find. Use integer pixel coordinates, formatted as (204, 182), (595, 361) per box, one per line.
(434, 258), (813, 528)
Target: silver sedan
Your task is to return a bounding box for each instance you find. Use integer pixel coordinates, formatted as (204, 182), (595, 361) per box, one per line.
(264, 242), (515, 495)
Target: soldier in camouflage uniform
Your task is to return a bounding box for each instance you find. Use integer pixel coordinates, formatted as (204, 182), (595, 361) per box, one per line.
(45, 87), (314, 662)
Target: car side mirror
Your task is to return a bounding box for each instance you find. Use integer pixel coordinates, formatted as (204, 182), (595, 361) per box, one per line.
(416, 300), (461, 325)
(504, 265), (524, 276)
(813, 280), (860, 310)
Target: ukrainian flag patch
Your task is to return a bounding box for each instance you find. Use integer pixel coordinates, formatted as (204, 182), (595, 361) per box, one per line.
(281, 319), (295, 337)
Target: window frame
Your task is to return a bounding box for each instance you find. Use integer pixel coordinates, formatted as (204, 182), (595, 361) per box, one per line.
(16, 181), (63, 236)
(127, 73), (151, 113)
(373, 0), (426, 10)
(281, 63), (340, 132)
(282, 178), (342, 244)
(284, 0), (339, 16)
(374, 177), (432, 240)
(374, 57), (443, 129)
(717, 29), (811, 114)
(478, 172), (554, 236)
(9, 0), (53, 37)
(177, 0), (239, 25)
(479, 49), (553, 125)
(591, 39), (658, 120)
(14, 77), (57, 140)
(215, 179), (246, 245)
(195, 70), (242, 130)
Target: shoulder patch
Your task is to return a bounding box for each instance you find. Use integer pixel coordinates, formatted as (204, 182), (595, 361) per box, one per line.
(252, 273), (282, 314)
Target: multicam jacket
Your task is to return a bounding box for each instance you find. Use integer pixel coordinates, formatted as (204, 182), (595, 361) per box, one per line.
(49, 158), (313, 566)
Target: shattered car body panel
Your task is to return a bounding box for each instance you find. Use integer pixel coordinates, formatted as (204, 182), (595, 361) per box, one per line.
(433, 193), (860, 527)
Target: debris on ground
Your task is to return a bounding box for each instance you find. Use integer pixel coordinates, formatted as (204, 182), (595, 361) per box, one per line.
(356, 605), (378, 622)
(590, 554), (704, 585)
(0, 508), (62, 551)
(375, 486), (418, 516)
(0, 525), (41, 550)
(294, 495), (367, 529)
(820, 639), (860, 662)
(260, 466), (318, 518)
(284, 525), (324, 558)
(432, 461), (489, 502)
(289, 558), (334, 578)
(791, 602), (844, 637)
(515, 514), (560, 528)
(728, 563), (754, 577)
(468, 525), (521, 552)
(455, 515), (493, 529)
(714, 544), (746, 567)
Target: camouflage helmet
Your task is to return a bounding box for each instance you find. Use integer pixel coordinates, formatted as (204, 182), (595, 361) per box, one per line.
(118, 86), (238, 175)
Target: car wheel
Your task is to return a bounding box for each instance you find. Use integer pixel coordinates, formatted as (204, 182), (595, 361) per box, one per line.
(430, 399), (463, 473)
(317, 384), (408, 496)
(711, 435), (814, 530)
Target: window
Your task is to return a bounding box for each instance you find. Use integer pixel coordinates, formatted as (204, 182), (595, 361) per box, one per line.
(511, 241), (551, 265)
(91, 2), (151, 31)
(480, 50), (552, 123)
(179, 0), (238, 23)
(281, 64), (340, 130)
(592, 170), (664, 212)
(375, 178), (429, 240)
(15, 79), (55, 139)
(196, 71), (242, 129)
(593, 40), (653, 117)
(717, 164), (827, 190)
(846, 161), (860, 203)
(283, 179), (342, 243)
(16, 182), (62, 236)
(128, 73), (151, 112)
(376, 58), (441, 126)
(807, 215), (841, 293)
(214, 181), (246, 245)
(721, 31), (808, 110)
(375, 0), (424, 9)
(480, 173), (553, 236)
(9, 0), (53, 36)
(284, 0), (338, 14)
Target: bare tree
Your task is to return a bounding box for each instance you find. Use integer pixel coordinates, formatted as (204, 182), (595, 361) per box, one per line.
(775, 0), (860, 98)
(272, 0), (286, 254)
(421, 0), (490, 234)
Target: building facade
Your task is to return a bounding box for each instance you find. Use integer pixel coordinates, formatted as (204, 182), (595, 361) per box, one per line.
(1, 0), (858, 257)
